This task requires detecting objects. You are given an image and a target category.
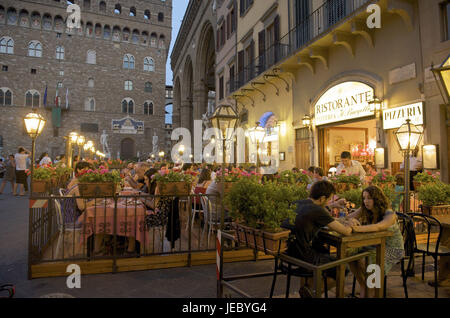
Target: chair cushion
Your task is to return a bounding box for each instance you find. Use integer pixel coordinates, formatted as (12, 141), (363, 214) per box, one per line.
(416, 243), (450, 255)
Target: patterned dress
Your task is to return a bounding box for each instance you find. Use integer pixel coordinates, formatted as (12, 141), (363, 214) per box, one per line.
(351, 210), (405, 274)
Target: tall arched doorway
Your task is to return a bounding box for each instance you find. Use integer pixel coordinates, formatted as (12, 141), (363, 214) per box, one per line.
(120, 138), (135, 160)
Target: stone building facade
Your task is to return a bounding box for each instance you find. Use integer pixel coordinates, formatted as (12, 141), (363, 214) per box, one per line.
(0, 0), (172, 161)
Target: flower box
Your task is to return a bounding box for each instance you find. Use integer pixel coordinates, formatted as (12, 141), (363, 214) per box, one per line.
(157, 181), (191, 196)
(413, 181), (427, 192)
(78, 182), (116, 197)
(32, 180), (50, 194)
(421, 205), (450, 216)
(233, 223), (290, 256)
(334, 182), (359, 193)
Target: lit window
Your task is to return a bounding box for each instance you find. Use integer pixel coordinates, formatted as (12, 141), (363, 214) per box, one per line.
(125, 80), (133, 91)
(28, 41), (42, 57)
(123, 54), (135, 69)
(0, 37), (14, 54)
(56, 46), (64, 60)
(144, 57), (155, 72)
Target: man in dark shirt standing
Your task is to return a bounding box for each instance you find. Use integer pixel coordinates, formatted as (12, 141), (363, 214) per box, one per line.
(286, 181), (357, 297)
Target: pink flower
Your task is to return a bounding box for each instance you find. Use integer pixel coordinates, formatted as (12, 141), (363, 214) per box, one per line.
(436, 172), (441, 176)
(382, 177), (386, 181)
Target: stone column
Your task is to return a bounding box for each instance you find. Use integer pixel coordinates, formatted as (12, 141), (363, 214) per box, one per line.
(180, 100), (192, 132)
(193, 86), (208, 121)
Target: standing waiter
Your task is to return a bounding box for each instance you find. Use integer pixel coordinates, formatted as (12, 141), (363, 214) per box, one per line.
(400, 149), (423, 191)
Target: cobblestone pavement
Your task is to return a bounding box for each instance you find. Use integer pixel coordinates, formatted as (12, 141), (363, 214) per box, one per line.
(0, 183), (449, 298)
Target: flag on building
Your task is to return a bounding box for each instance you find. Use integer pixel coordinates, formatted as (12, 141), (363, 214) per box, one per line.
(55, 88), (60, 107)
(43, 85), (48, 107)
(65, 88), (69, 109)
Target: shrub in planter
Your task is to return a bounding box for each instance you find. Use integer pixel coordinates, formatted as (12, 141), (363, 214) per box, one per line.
(372, 173), (395, 189)
(77, 167), (122, 197)
(413, 171), (440, 190)
(153, 171), (193, 196)
(417, 181), (450, 215)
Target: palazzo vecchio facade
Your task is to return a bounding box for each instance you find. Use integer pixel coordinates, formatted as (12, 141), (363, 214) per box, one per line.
(0, 0), (172, 160)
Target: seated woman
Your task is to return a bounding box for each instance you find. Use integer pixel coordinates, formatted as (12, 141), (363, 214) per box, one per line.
(192, 168), (212, 210)
(346, 185), (405, 298)
(63, 161), (98, 224)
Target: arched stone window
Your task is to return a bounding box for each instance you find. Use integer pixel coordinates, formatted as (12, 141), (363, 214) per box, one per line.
(103, 25), (111, 39)
(150, 33), (157, 47)
(56, 46), (64, 60)
(122, 98), (134, 114)
(0, 88), (13, 106)
(114, 4), (121, 15)
(0, 37), (14, 54)
(145, 82), (152, 93)
(84, 0), (91, 10)
(99, 1), (106, 13)
(28, 41), (42, 57)
(19, 9), (29, 27)
(31, 12), (41, 29)
(113, 26), (121, 41)
(85, 97), (95, 111)
(144, 101), (154, 115)
(141, 31), (148, 45)
(144, 10), (150, 20)
(130, 7), (136, 17)
(123, 54), (135, 69)
(43, 13), (52, 30)
(158, 12), (164, 22)
(25, 90), (40, 107)
(95, 23), (102, 37)
(54, 15), (64, 32)
(7, 8), (17, 25)
(88, 78), (94, 88)
(124, 80), (133, 91)
(159, 35), (166, 49)
(87, 50), (96, 64)
(86, 22), (93, 36)
(144, 57), (154, 72)
(132, 29), (139, 44)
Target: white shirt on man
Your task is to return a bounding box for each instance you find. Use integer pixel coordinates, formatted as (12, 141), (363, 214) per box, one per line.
(400, 156), (422, 171)
(15, 153), (29, 171)
(336, 160), (366, 182)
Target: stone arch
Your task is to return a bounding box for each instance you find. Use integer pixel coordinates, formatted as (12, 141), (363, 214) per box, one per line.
(19, 9), (29, 27)
(181, 56), (194, 134)
(193, 20), (216, 121)
(174, 76), (182, 127)
(54, 15), (64, 32)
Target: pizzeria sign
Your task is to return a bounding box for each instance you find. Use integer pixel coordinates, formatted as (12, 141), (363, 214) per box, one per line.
(382, 102), (424, 130)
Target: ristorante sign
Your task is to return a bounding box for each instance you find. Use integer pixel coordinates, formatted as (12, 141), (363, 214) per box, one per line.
(314, 82), (374, 126)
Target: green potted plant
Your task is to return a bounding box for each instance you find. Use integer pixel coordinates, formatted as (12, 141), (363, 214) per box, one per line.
(417, 181), (450, 216)
(55, 165), (73, 189)
(32, 166), (55, 193)
(77, 166), (121, 197)
(413, 171), (440, 191)
(330, 174), (361, 193)
(153, 171), (193, 196)
(372, 173), (395, 189)
(225, 178), (307, 255)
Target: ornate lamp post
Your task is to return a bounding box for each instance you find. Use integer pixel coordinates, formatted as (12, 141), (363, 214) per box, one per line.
(66, 132), (79, 168)
(159, 151), (165, 162)
(24, 110), (46, 196)
(394, 119), (423, 213)
(432, 55), (450, 104)
(210, 104), (239, 232)
(77, 135), (86, 159)
(248, 122), (266, 168)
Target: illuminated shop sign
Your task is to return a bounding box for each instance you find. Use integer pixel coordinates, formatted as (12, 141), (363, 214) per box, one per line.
(382, 102), (423, 130)
(314, 82), (374, 126)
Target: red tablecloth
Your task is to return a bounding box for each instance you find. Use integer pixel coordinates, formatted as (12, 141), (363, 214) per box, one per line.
(77, 198), (148, 244)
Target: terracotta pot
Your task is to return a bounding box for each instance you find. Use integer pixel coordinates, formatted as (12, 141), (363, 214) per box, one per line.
(78, 182), (116, 197)
(157, 182), (191, 196)
(421, 205), (450, 216)
(32, 180), (50, 193)
(233, 223), (290, 255)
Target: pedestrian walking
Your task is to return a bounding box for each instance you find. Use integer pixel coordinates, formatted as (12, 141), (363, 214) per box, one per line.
(14, 147), (31, 196)
(0, 155), (16, 194)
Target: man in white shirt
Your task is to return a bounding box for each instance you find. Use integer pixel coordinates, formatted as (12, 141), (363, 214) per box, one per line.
(336, 151), (366, 182)
(400, 149), (423, 191)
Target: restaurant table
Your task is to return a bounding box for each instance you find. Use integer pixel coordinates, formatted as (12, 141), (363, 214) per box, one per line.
(432, 215), (450, 287)
(77, 197), (148, 246)
(318, 229), (393, 298)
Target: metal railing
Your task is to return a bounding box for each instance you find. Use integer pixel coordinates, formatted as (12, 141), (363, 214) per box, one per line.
(228, 0), (373, 93)
(28, 193), (223, 277)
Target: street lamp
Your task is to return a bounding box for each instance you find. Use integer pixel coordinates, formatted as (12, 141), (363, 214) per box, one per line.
(159, 151), (165, 161)
(24, 110), (46, 196)
(66, 132), (79, 168)
(431, 55), (450, 104)
(302, 114), (312, 128)
(394, 119), (423, 213)
(369, 97), (382, 115)
(178, 144), (185, 162)
(248, 122), (266, 167)
(210, 103), (239, 232)
(77, 135), (86, 159)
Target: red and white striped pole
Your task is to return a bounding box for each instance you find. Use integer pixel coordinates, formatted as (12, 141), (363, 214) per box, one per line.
(216, 230), (222, 298)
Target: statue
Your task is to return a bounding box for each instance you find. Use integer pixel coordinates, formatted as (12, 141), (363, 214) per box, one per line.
(202, 113), (210, 129)
(152, 132), (159, 155)
(100, 130), (111, 155)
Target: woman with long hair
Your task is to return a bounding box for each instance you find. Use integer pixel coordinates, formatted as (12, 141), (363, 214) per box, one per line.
(346, 185), (405, 297)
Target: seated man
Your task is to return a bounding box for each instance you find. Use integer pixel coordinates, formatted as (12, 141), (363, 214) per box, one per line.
(285, 180), (358, 297)
(125, 162), (150, 191)
(336, 151), (366, 183)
